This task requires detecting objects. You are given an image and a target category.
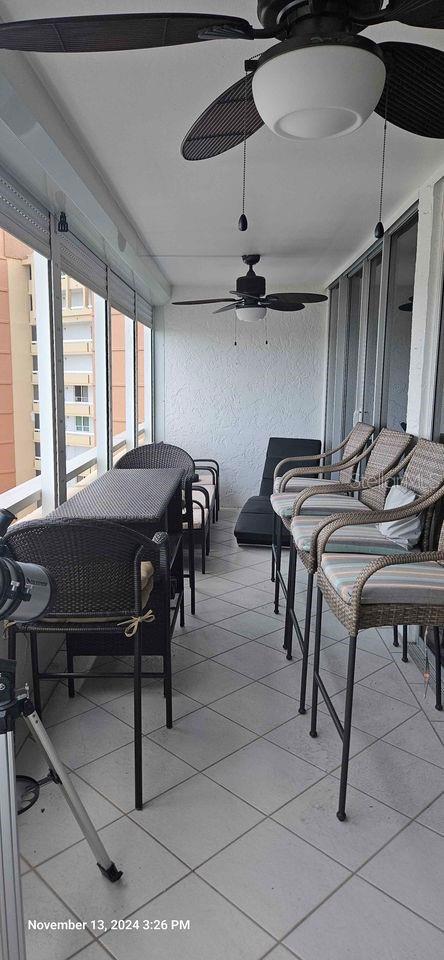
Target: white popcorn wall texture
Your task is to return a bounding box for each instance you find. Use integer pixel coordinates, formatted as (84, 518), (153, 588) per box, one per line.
(156, 288), (328, 507)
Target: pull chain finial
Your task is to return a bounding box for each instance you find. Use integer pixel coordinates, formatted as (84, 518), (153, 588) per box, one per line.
(375, 84), (389, 240)
(238, 73), (249, 232)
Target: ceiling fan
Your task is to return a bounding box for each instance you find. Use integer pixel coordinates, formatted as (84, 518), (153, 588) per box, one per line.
(173, 254), (327, 321)
(0, 3), (443, 160)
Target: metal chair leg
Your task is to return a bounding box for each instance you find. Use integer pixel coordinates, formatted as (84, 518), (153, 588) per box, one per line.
(271, 512), (276, 583)
(66, 640), (75, 699)
(393, 626), (399, 647)
(337, 634), (358, 822)
(283, 541), (297, 659)
(274, 517), (282, 614)
(402, 625), (409, 663)
(310, 589), (323, 737)
(433, 626), (442, 711)
(201, 532), (206, 573)
(299, 571), (314, 715)
(30, 631), (42, 718)
(133, 628), (143, 811)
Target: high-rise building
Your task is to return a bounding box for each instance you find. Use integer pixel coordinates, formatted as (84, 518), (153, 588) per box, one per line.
(0, 226), (144, 496)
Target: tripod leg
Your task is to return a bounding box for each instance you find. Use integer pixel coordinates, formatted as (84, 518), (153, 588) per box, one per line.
(23, 709), (122, 882)
(0, 730), (27, 960)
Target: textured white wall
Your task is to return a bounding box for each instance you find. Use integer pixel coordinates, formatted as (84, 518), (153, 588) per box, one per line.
(155, 287), (328, 507)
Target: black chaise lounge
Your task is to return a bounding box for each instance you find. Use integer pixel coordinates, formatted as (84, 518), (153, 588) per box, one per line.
(234, 436), (322, 546)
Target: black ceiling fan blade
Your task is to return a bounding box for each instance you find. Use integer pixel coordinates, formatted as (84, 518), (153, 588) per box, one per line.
(213, 302), (240, 313)
(266, 292), (328, 304)
(380, 1), (444, 28)
(266, 300), (305, 312)
(375, 43), (444, 139)
(0, 13), (255, 53)
(173, 298), (236, 306)
(181, 73), (264, 161)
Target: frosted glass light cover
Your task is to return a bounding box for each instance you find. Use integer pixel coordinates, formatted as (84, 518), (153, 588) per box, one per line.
(252, 43), (386, 140)
(236, 305), (267, 322)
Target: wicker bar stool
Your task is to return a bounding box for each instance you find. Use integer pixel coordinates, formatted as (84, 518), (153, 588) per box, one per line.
(271, 421), (374, 605)
(282, 429), (412, 715)
(116, 442), (198, 610)
(311, 503), (444, 822)
(4, 519), (172, 811)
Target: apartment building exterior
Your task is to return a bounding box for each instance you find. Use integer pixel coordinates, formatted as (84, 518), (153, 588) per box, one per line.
(0, 226), (143, 496)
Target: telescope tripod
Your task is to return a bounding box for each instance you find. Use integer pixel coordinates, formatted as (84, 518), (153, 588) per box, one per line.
(0, 660), (122, 960)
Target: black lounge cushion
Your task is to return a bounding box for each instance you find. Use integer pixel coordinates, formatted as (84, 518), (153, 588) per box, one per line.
(234, 437), (322, 546)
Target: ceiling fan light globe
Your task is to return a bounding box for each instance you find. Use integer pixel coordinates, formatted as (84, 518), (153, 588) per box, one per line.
(236, 305), (267, 323)
(252, 43), (386, 141)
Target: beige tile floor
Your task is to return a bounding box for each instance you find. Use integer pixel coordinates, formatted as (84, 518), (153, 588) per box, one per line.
(17, 508), (444, 960)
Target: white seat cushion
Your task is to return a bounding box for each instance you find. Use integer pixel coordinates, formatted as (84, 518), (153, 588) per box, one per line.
(197, 470), (216, 485)
(183, 507), (209, 529)
(290, 516), (409, 556)
(193, 484), (215, 507)
(321, 553), (444, 605)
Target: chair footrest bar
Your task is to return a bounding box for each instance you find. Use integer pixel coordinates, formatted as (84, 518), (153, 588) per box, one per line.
(314, 670), (344, 740)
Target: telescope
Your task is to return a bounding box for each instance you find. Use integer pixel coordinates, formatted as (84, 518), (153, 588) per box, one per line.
(0, 511), (122, 960)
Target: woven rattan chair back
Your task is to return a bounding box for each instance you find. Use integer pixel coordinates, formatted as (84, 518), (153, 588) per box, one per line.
(360, 428), (412, 510)
(401, 438), (444, 497)
(4, 519), (151, 619)
(338, 422), (374, 482)
(116, 442), (194, 480)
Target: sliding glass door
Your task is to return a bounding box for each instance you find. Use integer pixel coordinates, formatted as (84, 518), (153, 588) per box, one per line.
(381, 215), (418, 431)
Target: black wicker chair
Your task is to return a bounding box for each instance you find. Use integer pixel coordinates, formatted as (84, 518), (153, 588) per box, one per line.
(116, 442), (200, 609)
(4, 518), (174, 811)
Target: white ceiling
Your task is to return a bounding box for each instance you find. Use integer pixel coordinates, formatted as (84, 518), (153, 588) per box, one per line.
(1, 0), (444, 291)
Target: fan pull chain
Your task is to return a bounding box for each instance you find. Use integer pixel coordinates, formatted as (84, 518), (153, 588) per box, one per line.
(374, 84), (389, 240)
(238, 73), (249, 232)
(265, 314), (268, 346)
(234, 313), (238, 347)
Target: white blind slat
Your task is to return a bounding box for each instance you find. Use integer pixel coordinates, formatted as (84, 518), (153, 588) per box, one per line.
(109, 270), (136, 319)
(60, 232), (107, 299)
(0, 165), (50, 257)
(136, 293), (153, 328)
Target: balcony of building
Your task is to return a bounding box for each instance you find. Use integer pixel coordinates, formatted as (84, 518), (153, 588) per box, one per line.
(0, 5), (443, 960)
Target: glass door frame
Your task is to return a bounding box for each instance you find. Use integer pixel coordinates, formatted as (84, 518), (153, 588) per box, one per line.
(325, 202), (418, 447)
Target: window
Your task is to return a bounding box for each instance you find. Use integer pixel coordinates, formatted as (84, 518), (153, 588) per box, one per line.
(74, 384), (89, 403)
(0, 226), (48, 495)
(381, 215), (418, 430)
(63, 277), (99, 465)
(111, 307), (128, 458)
(33, 384), (39, 401)
(70, 287), (84, 309)
(362, 252), (382, 423)
(34, 413), (40, 430)
(137, 322), (152, 444)
(75, 416), (91, 433)
(343, 269), (362, 435)
(324, 285), (339, 449)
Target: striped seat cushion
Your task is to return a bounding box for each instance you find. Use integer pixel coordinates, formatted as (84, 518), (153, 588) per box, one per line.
(321, 553), (444, 605)
(290, 517), (409, 556)
(273, 476), (335, 495)
(271, 489), (369, 520)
